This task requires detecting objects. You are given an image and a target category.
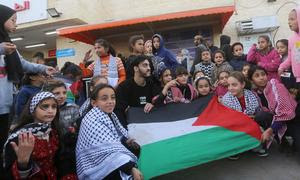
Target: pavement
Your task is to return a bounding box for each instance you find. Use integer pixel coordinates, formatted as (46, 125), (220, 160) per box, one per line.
(154, 144), (300, 180)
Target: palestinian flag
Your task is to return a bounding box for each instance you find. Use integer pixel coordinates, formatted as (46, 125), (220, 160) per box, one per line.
(127, 95), (262, 179)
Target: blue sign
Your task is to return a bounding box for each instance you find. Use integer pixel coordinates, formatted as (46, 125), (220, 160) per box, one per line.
(56, 48), (75, 58)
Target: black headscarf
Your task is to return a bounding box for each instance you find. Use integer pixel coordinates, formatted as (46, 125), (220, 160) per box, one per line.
(0, 4), (23, 83)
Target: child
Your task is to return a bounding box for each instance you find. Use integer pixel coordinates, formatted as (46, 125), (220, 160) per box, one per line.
(213, 50), (233, 81)
(152, 34), (179, 72)
(79, 75), (108, 117)
(80, 39), (126, 87)
(144, 40), (153, 56)
(279, 8), (300, 85)
(195, 76), (212, 97)
(76, 84), (142, 179)
(247, 35), (281, 81)
(241, 63), (252, 90)
(3, 92), (77, 179)
(15, 73), (45, 117)
(229, 42), (248, 71)
(153, 66), (197, 104)
(215, 71), (229, 100)
(222, 71), (259, 116)
(276, 39), (297, 93)
(248, 66), (300, 159)
(194, 49), (216, 82)
(193, 70), (205, 83)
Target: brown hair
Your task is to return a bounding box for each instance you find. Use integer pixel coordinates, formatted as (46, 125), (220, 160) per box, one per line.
(129, 35), (144, 52)
(43, 80), (66, 92)
(229, 71), (246, 84)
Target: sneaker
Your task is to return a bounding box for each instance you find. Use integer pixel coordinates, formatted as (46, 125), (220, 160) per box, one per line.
(256, 148), (269, 157)
(228, 154), (240, 160)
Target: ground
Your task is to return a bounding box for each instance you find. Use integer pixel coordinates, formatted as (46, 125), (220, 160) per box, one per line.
(155, 144), (300, 180)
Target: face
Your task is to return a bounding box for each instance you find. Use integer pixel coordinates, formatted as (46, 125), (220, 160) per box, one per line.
(94, 43), (107, 57)
(288, 10), (299, 32)
(176, 74), (188, 85)
(233, 45), (244, 56)
(227, 77), (245, 97)
(136, 60), (151, 78)
(197, 79), (210, 96)
(153, 37), (160, 50)
(201, 51), (211, 62)
(194, 36), (201, 46)
(258, 37), (269, 50)
(161, 69), (172, 85)
(251, 69), (268, 89)
(276, 42), (288, 56)
(242, 65), (250, 78)
(214, 53), (224, 65)
(218, 72), (229, 86)
(144, 42), (152, 54)
(132, 39), (144, 54)
(92, 87), (116, 113)
(52, 86), (67, 106)
(34, 98), (57, 124)
(4, 13), (17, 33)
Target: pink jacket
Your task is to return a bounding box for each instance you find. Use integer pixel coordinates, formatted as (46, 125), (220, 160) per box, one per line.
(247, 45), (281, 81)
(170, 84), (198, 103)
(279, 7), (300, 82)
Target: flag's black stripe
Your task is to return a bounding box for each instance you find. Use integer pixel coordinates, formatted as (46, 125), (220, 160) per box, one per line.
(127, 94), (213, 124)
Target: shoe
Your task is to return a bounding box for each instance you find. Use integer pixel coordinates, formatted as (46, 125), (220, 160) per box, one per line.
(228, 154), (240, 160)
(256, 148), (269, 157)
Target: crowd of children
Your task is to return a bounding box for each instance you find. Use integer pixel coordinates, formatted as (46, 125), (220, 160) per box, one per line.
(1, 3), (300, 179)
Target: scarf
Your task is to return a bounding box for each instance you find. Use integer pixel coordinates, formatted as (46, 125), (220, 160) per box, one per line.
(93, 55), (119, 87)
(76, 107), (137, 179)
(222, 89), (260, 116)
(0, 5), (23, 83)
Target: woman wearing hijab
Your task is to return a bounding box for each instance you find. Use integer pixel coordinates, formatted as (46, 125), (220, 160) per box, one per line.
(0, 4), (56, 154)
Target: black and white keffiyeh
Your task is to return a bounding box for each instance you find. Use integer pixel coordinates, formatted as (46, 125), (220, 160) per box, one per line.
(76, 107), (137, 180)
(3, 123), (52, 168)
(222, 89), (260, 115)
(30, 91), (55, 114)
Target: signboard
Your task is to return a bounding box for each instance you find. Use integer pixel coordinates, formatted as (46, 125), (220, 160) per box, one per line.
(239, 32), (271, 53)
(1, 0), (48, 24)
(48, 49), (56, 57)
(56, 48), (75, 58)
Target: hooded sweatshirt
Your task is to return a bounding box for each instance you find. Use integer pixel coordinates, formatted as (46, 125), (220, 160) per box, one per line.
(279, 7), (300, 82)
(152, 34), (178, 72)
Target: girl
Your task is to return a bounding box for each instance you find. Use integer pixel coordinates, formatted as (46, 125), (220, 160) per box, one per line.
(248, 66), (300, 159)
(193, 70), (205, 83)
(241, 63), (252, 90)
(80, 39), (126, 87)
(3, 92), (76, 179)
(214, 71), (229, 99)
(15, 73), (46, 117)
(195, 76), (212, 97)
(213, 50), (233, 81)
(79, 75), (108, 117)
(144, 40), (153, 56)
(276, 39), (297, 93)
(76, 84), (143, 179)
(152, 34), (179, 72)
(279, 8), (300, 85)
(222, 71), (259, 117)
(229, 42), (247, 71)
(247, 35), (281, 81)
(194, 49), (216, 82)
(0, 4), (55, 154)
(152, 68), (175, 105)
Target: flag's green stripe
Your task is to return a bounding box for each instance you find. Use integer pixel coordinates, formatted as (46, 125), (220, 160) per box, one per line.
(138, 126), (260, 179)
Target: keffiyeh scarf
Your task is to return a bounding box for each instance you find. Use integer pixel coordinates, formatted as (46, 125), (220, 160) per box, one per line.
(76, 107), (137, 180)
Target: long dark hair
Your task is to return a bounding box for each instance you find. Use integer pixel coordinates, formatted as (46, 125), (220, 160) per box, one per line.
(13, 95), (60, 135)
(94, 39), (116, 57)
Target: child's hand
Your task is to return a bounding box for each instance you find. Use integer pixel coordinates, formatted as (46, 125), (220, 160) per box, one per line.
(83, 49), (92, 64)
(261, 128), (273, 143)
(1, 42), (16, 55)
(278, 69), (284, 76)
(11, 132), (35, 166)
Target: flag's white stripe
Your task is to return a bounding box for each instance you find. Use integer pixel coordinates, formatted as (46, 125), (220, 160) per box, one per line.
(128, 117), (216, 146)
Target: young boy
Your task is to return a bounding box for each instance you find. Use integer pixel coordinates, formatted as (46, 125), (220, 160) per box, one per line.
(229, 42), (248, 71)
(194, 49), (216, 82)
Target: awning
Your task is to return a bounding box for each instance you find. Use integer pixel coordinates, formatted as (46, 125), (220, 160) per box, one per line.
(58, 6), (234, 45)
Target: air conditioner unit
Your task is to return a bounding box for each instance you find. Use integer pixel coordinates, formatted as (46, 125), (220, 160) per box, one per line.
(236, 15), (279, 35)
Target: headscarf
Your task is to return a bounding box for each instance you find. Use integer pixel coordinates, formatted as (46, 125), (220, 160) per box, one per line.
(30, 91), (56, 114)
(0, 5), (23, 83)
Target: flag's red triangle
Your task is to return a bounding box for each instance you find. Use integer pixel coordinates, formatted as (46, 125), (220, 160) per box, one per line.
(193, 96), (261, 140)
